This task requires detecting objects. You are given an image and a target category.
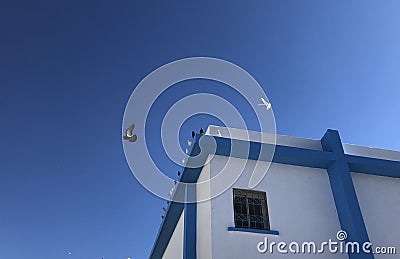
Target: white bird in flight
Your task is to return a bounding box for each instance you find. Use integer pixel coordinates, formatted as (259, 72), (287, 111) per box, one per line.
(258, 98), (272, 110)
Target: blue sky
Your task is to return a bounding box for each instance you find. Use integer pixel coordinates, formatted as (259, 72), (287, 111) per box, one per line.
(1, 1), (400, 259)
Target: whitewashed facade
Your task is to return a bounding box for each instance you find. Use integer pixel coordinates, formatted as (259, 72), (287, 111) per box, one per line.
(151, 126), (400, 259)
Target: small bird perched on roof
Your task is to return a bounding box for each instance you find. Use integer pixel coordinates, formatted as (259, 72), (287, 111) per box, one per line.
(191, 131), (195, 138)
(178, 171), (181, 176)
(123, 123), (137, 142)
(200, 128), (204, 134)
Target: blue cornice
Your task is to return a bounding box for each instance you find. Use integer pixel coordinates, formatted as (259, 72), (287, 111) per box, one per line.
(346, 154), (400, 178)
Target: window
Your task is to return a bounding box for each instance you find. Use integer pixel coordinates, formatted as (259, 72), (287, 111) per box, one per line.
(233, 188), (270, 230)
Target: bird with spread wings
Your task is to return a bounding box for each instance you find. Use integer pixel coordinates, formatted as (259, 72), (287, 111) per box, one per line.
(258, 97), (272, 110)
(123, 123), (137, 142)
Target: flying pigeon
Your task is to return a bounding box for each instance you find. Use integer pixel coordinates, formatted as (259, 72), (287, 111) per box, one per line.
(258, 98), (272, 110)
(123, 123), (137, 142)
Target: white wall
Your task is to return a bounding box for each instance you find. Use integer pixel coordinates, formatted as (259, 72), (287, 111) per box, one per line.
(351, 172), (400, 259)
(206, 125), (322, 150)
(197, 160), (212, 259)
(343, 144), (400, 162)
(193, 126), (400, 258)
(205, 156), (346, 259)
(163, 210), (184, 259)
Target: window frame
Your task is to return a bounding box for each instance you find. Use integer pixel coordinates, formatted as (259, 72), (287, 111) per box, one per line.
(232, 188), (270, 231)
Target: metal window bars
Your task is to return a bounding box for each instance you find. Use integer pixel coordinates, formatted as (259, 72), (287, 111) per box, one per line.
(233, 188), (270, 230)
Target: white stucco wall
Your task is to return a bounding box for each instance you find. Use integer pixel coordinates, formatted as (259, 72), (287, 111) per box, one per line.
(206, 125), (322, 150)
(343, 144), (400, 162)
(191, 126), (400, 258)
(197, 160), (212, 259)
(200, 155), (346, 259)
(351, 172), (400, 258)
(162, 210), (184, 259)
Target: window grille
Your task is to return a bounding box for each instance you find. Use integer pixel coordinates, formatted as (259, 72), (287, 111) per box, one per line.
(233, 188), (270, 230)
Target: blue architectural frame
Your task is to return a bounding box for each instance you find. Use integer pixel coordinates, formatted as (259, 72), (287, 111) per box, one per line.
(227, 227), (279, 236)
(150, 129), (400, 259)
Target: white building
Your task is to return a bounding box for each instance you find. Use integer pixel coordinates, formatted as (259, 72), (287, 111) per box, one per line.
(150, 126), (400, 259)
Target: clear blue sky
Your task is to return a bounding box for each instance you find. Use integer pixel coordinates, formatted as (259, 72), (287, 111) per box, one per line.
(1, 1), (399, 259)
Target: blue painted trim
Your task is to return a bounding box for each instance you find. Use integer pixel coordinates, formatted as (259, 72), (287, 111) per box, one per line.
(227, 227), (279, 235)
(321, 130), (373, 259)
(150, 131), (400, 258)
(209, 136), (336, 169)
(345, 154), (400, 178)
(149, 135), (205, 259)
(149, 201), (184, 259)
